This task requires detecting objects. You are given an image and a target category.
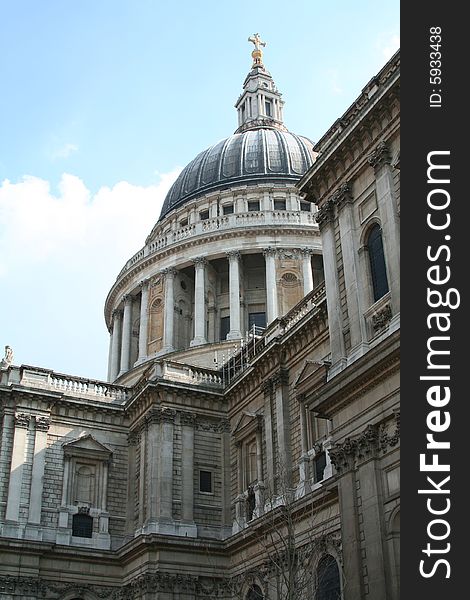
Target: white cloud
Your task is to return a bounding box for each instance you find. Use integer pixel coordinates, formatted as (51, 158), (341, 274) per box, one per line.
(0, 170), (180, 378)
(50, 142), (79, 160)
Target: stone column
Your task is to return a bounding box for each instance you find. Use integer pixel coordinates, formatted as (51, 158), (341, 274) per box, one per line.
(316, 201), (347, 376)
(5, 413), (30, 523)
(227, 251), (242, 339)
(368, 142), (400, 313)
(0, 410), (14, 519)
(297, 397), (310, 495)
(126, 431), (138, 535)
(109, 309), (122, 382)
(145, 414), (158, 526)
(106, 329), (113, 382)
(137, 279), (150, 363)
(220, 420), (232, 528)
(138, 425), (147, 528)
(158, 408), (175, 520)
(335, 184), (369, 359)
(262, 379), (275, 488)
(181, 413), (196, 526)
(273, 369), (292, 485)
(162, 268), (176, 352)
(300, 248), (314, 295)
(263, 248), (279, 324)
(28, 416), (50, 525)
(119, 295), (133, 376)
(190, 257), (207, 346)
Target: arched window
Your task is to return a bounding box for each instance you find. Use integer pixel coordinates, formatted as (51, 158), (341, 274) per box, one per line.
(367, 224), (389, 302)
(316, 554), (341, 600)
(246, 584), (263, 600)
(72, 513), (93, 538)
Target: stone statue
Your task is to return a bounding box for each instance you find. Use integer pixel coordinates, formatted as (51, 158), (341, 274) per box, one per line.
(0, 345), (13, 369)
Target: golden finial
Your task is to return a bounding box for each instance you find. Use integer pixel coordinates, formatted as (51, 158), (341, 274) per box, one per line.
(248, 33), (266, 67)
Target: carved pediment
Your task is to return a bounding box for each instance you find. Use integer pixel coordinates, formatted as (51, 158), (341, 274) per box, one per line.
(294, 360), (330, 396)
(63, 434), (112, 460)
(232, 411), (263, 440)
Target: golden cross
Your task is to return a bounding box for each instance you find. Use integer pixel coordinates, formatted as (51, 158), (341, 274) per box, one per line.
(248, 33), (266, 51)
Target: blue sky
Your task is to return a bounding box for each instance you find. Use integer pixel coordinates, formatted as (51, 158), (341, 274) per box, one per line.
(0, 1), (399, 380)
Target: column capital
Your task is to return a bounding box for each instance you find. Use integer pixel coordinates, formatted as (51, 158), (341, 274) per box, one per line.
(112, 308), (123, 320)
(263, 247), (278, 258)
(193, 256), (207, 268)
(300, 247), (315, 257)
(227, 250), (241, 261)
(122, 294), (133, 305)
(15, 413), (30, 428)
(161, 267), (177, 278)
(315, 199), (335, 229)
(139, 278), (150, 289)
(331, 182), (353, 211)
(35, 416), (50, 431)
(180, 411), (197, 427)
(367, 141), (391, 169)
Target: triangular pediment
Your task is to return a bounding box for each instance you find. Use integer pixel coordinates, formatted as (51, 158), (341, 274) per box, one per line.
(294, 360), (329, 392)
(63, 434), (112, 458)
(232, 411), (262, 438)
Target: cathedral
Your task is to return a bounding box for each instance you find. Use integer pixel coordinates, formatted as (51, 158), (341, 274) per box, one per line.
(0, 38), (400, 600)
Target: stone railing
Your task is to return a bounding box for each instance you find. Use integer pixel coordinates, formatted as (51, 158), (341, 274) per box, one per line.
(117, 210), (317, 278)
(162, 361), (223, 387)
(0, 365), (129, 403)
(264, 283), (326, 341)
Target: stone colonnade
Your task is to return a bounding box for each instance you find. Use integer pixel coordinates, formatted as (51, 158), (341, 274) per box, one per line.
(108, 248), (316, 382)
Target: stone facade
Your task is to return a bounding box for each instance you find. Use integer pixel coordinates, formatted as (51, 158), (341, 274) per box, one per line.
(0, 50), (399, 599)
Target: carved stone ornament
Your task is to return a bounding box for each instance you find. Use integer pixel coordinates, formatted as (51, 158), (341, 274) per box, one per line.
(15, 413), (30, 428)
(262, 246), (278, 257)
(193, 256), (207, 268)
(315, 199), (335, 228)
(372, 304), (393, 331)
(226, 250), (241, 261)
(0, 345), (13, 369)
(367, 141), (391, 169)
(161, 267), (177, 278)
(331, 182), (353, 210)
(35, 416), (51, 431)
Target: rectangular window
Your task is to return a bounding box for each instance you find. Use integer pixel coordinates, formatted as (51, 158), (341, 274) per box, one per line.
(220, 316), (230, 340)
(300, 201), (311, 212)
(248, 312), (266, 330)
(265, 100), (272, 117)
(247, 200), (260, 212)
(314, 452), (327, 483)
(199, 210), (210, 221)
(244, 439), (258, 488)
(179, 218), (188, 227)
(274, 199), (286, 210)
(223, 204), (234, 215)
(199, 470), (213, 493)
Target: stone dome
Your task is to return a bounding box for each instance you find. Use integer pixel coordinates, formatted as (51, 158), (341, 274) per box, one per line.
(159, 127), (314, 220)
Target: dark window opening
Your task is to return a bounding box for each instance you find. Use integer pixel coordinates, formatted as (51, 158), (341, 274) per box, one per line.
(199, 210), (210, 221)
(179, 218), (188, 227)
(220, 316), (230, 341)
(274, 199), (286, 210)
(367, 224), (389, 302)
(72, 513), (93, 538)
(317, 555), (341, 600)
(300, 201), (311, 212)
(248, 200), (260, 212)
(199, 470), (213, 493)
(223, 204), (234, 215)
(314, 451), (327, 482)
(265, 100), (272, 117)
(248, 312), (266, 330)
